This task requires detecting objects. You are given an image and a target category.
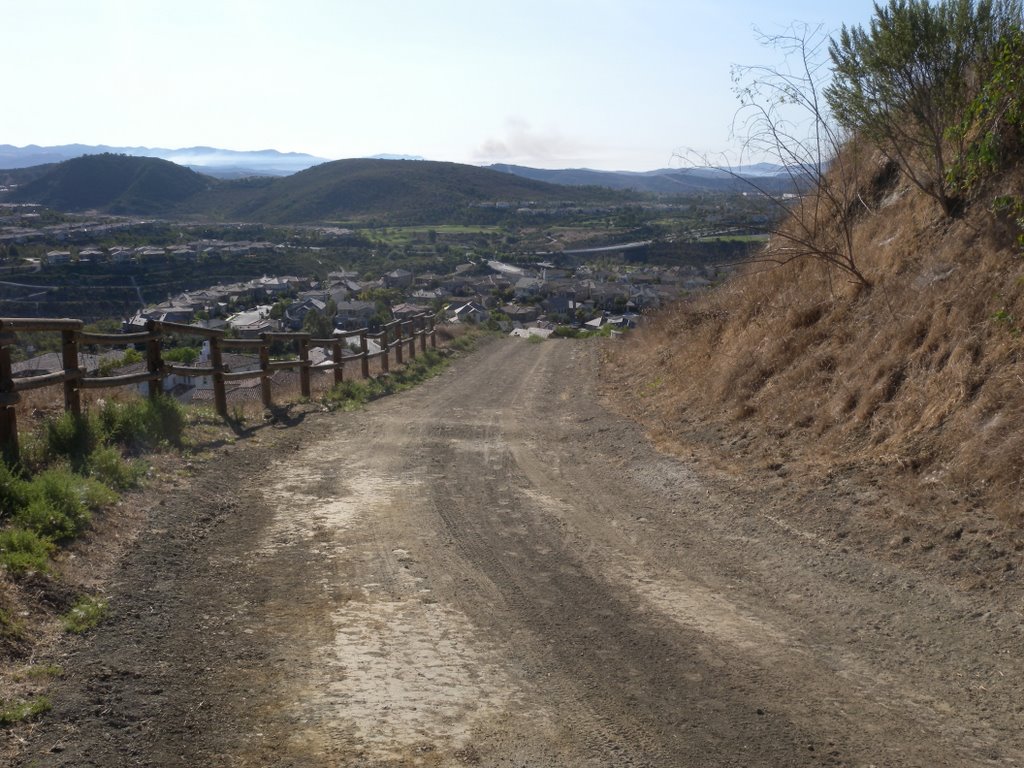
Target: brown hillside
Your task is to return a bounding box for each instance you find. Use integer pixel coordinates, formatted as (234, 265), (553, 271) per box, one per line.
(608, 152), (1024, 530)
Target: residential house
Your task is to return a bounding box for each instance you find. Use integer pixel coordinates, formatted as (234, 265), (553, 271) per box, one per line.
(542, 286), (580, 317)
(383, 269), (414, 289)
(412, 288), (443, 303)
(501, 304), (541, 324)
(45, 250), (72, 265)
(440, 275), (474, 297)
(447, 301), (489, 324)
(284, 297), (328, 331)
(226, 306), (278, 338)
(134, 301), (196, 325)
(135, 246), (167, 261)
(327, 269), (360, 283)
(391, 302), (430, 320)
(12, 350), (121, 379)
(414, 272), (441, 288)
(78, 248), (105, 262)
(513, 277), (545, 300)
(256, 275), (293, 298)
(333, 300), (377, 329)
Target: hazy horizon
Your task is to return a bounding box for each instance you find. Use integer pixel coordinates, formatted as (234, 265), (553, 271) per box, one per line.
(6, 1), (874, 172)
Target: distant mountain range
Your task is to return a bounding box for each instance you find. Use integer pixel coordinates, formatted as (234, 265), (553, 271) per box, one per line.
(486, 163), (797, 195)
(0, 144), (798, 195)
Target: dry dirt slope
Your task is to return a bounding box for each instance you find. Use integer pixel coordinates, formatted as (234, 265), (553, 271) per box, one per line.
(8, 338), (1024, 767)
(607, 150), (1024, 526)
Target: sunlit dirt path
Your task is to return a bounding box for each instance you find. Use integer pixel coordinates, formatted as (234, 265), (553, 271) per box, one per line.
(15, 339), (1024, 767)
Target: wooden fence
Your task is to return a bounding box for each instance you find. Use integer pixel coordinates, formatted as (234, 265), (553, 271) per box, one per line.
(0, 312), (437, 462)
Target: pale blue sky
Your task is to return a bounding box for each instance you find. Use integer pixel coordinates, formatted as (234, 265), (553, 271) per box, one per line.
(5, 1), (875, 170)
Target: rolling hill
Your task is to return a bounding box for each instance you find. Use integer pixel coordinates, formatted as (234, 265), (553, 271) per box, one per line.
(5, 155), (623, 223)
(0, 143), (328, 177)
(8, 153), (214, 214)
(191, 158), (617, 223)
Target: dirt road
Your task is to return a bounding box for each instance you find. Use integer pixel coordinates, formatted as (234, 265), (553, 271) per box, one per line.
(12, 339), (1024, 766)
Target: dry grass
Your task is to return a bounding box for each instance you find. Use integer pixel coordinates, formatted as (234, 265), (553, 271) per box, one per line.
(610, 156), (1024, 525)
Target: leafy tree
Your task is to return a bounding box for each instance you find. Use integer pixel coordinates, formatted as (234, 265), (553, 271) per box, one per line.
(955, 28), (1024, 188)
(302, 309), (334, 338)
(826, 0), (1022, 216)
(358, 287), (403, 304)
(269, 297), (292, 320)
(162, 346), (200, 365)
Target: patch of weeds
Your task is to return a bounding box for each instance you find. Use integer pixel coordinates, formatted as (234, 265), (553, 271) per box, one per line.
(97, 396), (186, 450)
(991, 307), (1021, 336)
(43, 412), (99, 471)
(553, 324), (615, 339)
(525, 334), (546, 344)
(447, 330), (490, 352)
(0, 696), (51, 726)
(324, 349), (448, 411)
(640, 376), (664, 397)
(324, 379), (385, 411)
(87, 445), (146, 490)
(14, 664), (63, 682)
(0, 528), (54, 574)
(227, 404), (248, 428)
(0, 460), (30, 523)
(0, 607), (26, 643)
(13, 469), (116, 541)
(62, 595), (108, 634)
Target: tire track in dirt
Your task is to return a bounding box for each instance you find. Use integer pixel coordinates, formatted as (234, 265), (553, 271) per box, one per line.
(13, 338), (1024, 767)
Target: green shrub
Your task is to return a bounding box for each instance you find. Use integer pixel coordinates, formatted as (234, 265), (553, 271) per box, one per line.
(87, 445), (145, 490)
(0, 528), (54, 574)
(43, 412), (99, 470)
(148, 395), (186, 446)
(97, 399), (149, 447)
(62, 596), (108, 634)
(16, 664), (63, 681)
(0, 462), (29, 523)
(13, 469), (116, 541)
(162, 346), (199, 365)
(0, 607), (25, 642)
(325, 349), (447, 410)
(448, 334), (478, 352)
(0, 696), (51, 725)
(98, 396), (186, 449)
(324, 379), (382, 410)
(97, 348), (143, 377)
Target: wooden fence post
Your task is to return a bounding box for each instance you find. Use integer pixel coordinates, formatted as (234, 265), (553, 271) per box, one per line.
(298, 335), (311, 398)
(145, 320), (162, 400)
(394, 321), (404, 366)
(210, 334), (228, 418)
(360, 333), (370, 380)
(406, 320), (416, 359)
(332, 339), (344, 385)
(0, 332), (20, 464)
(419, 314), (427, 353)
(430, 316), (437, 349)
(259, 336), (272, 408)
(61, 328), (81, 416)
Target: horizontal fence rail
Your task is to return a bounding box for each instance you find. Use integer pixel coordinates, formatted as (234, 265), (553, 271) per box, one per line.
(0, 313), (437, 462)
